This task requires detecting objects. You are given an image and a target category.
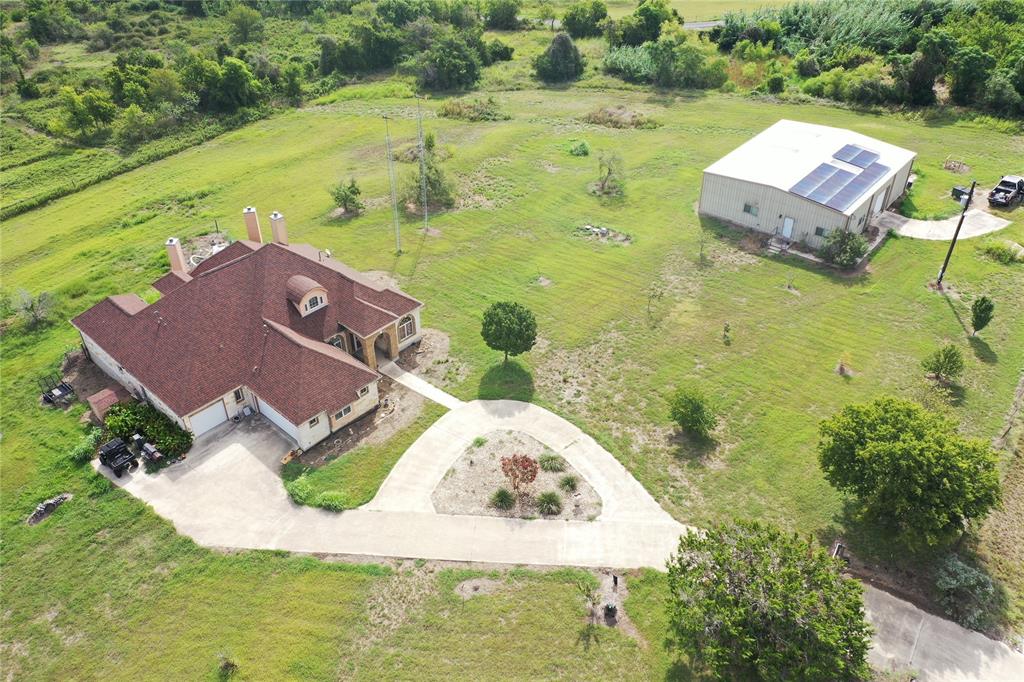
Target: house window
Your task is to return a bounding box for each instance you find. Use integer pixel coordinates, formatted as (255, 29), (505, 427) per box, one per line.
(398, 315), (415, 340)
(306, 296), (322, 312)
(742, 203), (759, 217)
(308, 416), (320, 428)
(233, 388), (244, 403)
(814, 227), (826, 237)
(358, 386), (369, 397)
(335, 405), (352, 420)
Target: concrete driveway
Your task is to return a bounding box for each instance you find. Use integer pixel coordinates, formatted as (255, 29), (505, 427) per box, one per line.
(874, 209), (1011, 240)
(96, 407), (689, 568)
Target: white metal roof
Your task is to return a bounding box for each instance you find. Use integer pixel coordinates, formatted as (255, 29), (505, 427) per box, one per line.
(704, 119), (917, 216)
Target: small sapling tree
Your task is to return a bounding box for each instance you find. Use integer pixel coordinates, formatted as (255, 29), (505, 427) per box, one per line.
(330, 178), (364, 215)
(481, 301), (537, 363)
(922, 343), (965, 384)
(595, 150), (624, 195)
(970, 296), (994, 336)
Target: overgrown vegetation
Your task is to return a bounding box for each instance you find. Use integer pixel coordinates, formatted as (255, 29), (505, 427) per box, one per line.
(104, 401), (193, 457)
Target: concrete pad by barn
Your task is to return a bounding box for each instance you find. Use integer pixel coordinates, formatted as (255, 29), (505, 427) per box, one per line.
(874, 209), (1011, 241)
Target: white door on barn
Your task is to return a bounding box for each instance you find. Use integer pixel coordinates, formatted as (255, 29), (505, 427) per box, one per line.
(782, 217), (794, 239)
(872, 190), (886, 215)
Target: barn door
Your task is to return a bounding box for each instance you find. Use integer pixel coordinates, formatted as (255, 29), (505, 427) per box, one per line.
(782, 217), (794, 239)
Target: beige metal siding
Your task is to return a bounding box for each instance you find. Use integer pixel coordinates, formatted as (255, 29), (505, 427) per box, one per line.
(698, 172), (847, 249)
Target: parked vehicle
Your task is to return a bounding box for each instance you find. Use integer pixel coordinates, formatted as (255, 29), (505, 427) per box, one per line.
(988, 175), (1024, 207)
(98, 438), (138, 477)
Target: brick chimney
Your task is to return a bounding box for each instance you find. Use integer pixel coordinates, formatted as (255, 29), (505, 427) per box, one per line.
(243, 206), (262, 243)
(270, 211), (288, 245)
(166, 237), (187, 274)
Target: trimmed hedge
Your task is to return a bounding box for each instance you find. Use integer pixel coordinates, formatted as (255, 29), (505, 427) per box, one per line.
(105, 401), (193, 457)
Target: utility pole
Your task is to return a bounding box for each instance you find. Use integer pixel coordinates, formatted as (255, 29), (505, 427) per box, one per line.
(383, 115), (401, 255)
(416, 96), (428, 234)
(936, 179), (976, 288)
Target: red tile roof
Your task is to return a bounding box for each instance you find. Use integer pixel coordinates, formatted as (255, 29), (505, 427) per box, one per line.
(72, 241), (421, 425)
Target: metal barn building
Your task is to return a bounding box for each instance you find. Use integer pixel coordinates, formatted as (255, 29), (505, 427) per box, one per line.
(698, 120), (916, 249)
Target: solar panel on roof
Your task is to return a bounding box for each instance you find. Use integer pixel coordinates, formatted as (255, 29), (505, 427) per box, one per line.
(851, 149), (880, 168)
(833, 144), (880, 169)
(833, 144), (861, 163)
(790, 163), (839, 197)
(824, 162), (890, 211)
(807, 168), (856, 203)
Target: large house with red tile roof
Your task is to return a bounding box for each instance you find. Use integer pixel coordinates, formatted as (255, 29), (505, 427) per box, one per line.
(72, 207), (423, 450)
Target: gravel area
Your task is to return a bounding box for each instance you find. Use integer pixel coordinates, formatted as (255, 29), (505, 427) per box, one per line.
(432, 430), (602, 520)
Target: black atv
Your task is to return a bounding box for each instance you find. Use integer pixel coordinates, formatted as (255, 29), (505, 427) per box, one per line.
(98, 438), (139, 478)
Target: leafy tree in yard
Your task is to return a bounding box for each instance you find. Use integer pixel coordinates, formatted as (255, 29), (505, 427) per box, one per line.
(227, 4), (264, 44)
(948, 45), (995, 106)
(534, 32), (585, 83)
(595, 150), (624, 195)
(485, 0), (521, 29)
(500, 453), (539, 496)
(416, 30), (482, 90)
(668, 384), (717, 438)
(667, 520), (872, 680)
(330, 178), (364, 215)
(970, 296), (994, 335)
(15, 289), (54, 328)
(403, 144), (456, 211)
(817, 396), (1000, 547)
(481, 301), (537, 363)
(922, 343), (965, 383)
(818, 229), (867, 269)
(562, 0), (607, 38)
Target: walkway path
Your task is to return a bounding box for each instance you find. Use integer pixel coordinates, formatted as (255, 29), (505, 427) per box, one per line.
(379, 360), (465, 410)
(874, 209), (1011, 240)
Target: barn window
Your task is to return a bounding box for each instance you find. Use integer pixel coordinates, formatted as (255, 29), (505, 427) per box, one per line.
(814, 227), (826, 237)
(742, 203), (759, 217)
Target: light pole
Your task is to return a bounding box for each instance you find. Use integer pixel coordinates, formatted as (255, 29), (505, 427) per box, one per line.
(936, 179), (976, 288)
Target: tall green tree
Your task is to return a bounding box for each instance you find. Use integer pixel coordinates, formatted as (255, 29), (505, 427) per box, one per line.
(949, 45), (996, 105)
(416, 30), (482, 90)
(481, 301), (537, 363)
(227, 4), (265, 44)
(922, 343), (965, 383)
(818, 396), (1000, 547)
(534, 32), (584, 82)
(216, 57), (262, 111)
(667, 521), (872, 681)
(562, 0), (607, 38)
(484, 0), (520, 29)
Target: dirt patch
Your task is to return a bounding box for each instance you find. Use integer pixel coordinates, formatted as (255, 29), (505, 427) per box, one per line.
(62, 350), (124, 422)
(535, 276), (552, 287)
(183, 232), (231, 269)
(422, 226), (442, 237)
(455, 577), (504, 600)
(540, 160), (560, 173)
(26, 493), (72, 525)
(398, 328), (467, 389)
(574, 224), (632, 245)
(432, 430), (602, 520)
(592, 571), (647, 647)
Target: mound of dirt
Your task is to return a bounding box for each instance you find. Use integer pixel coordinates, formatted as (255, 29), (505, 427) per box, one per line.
(455, 578), (503, 600)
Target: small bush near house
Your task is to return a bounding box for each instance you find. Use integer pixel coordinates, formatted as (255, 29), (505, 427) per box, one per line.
(539, 453), (566, 472)
(491, 487), (515, 510)
(669, 384), (718, 438)
(104, 401), (193, 456)
(472, 436), (488, 448)
(284, 473), (315, 506)
(314, 491), (348, 511)
(935, 555), (998, 630)
(536, 491), (563, 515)
(559, 475), (578, 493)
(819, 229), (868, 268)
(69, 427), (103, 464)
(438, 97), (510, 122)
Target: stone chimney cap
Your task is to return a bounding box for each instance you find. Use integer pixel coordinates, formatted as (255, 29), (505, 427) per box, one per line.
(166, 237), (180, 245)
(244, 206), (257, 213)
(270, 210), (283, 220)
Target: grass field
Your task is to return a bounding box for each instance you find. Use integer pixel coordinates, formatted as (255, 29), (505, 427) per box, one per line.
(2, 80), (1023, 675)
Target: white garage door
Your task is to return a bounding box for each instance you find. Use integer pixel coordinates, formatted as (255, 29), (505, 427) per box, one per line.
(189, 400), (228, 437)
(256, 397), (299, 443)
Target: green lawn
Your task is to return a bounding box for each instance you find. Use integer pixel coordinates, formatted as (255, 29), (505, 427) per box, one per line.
(2, 83), (1023, 674)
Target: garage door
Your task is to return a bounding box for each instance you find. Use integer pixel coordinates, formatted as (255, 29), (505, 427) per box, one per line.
(255, 396), (299, 443)
(189, 400), (228, 437)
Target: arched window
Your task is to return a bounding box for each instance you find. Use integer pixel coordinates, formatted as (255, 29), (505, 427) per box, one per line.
(398, 315), (415, 340)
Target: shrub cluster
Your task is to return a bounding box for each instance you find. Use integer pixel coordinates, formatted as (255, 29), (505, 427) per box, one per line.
(105, 401), (193, 457)
(68, 427), (104, 465)
(438, 96), (510, 121)
(818, 229), (868, 269)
